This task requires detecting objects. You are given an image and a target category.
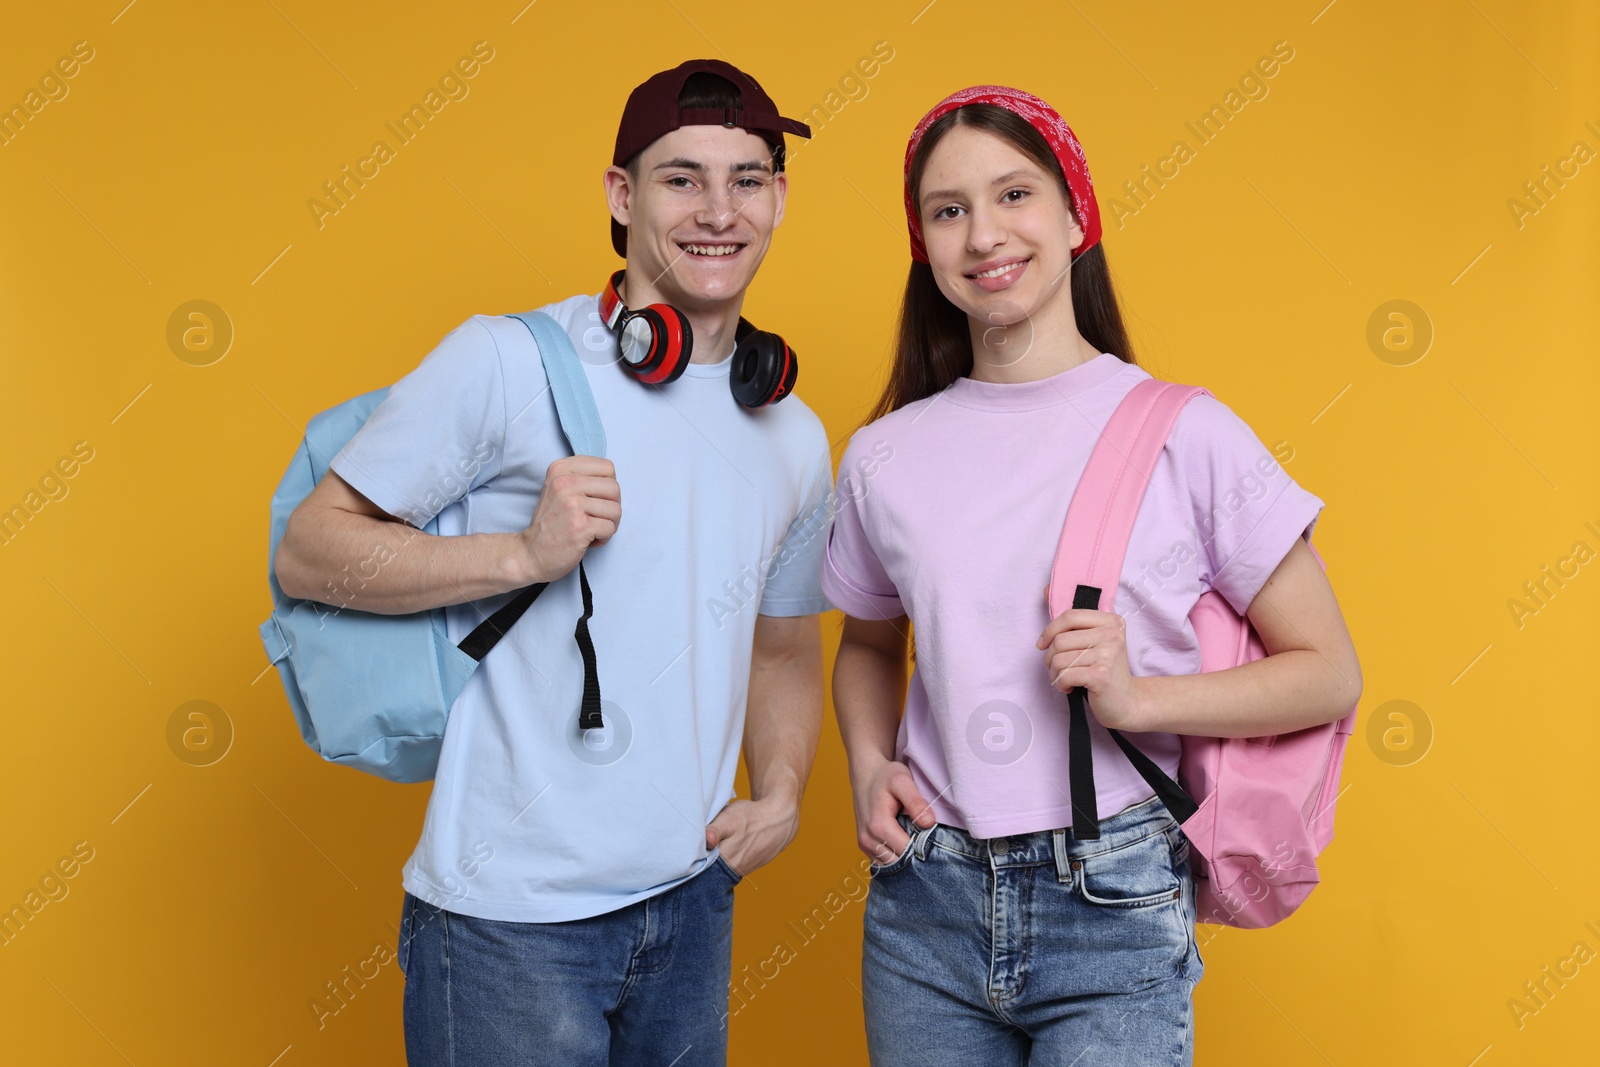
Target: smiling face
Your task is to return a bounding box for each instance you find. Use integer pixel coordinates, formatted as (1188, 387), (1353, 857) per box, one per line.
(604, 124), (787, 313)
(915, 123), (1084, 330)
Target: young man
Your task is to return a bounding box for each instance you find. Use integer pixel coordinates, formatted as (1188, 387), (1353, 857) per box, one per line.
(273, 59), (831, 1066)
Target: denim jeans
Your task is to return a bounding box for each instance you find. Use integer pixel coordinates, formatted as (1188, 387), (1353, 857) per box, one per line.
(399, 855), (740, 1066)
(862, 794), (1204, 1066)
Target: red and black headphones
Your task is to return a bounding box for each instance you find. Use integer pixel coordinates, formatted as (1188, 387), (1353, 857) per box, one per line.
(598, 270), (797, 408)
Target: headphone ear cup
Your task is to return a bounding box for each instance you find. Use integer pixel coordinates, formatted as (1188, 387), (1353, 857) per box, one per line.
(624, 305), (693, 385)
(729, 331), (797, 408)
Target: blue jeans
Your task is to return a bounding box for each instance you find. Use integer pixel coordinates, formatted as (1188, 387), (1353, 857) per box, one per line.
(862, 795), (1204, 1066)
(399, 856), (740, 1066)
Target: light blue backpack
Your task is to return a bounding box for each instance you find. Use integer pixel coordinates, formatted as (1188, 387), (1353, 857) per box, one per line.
(258, 311), (607, 782)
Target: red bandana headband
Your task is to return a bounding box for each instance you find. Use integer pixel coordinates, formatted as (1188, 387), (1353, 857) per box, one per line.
(902, 85), (1101, 264)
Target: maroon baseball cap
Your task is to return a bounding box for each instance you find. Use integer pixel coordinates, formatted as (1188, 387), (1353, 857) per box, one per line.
(610, 59), (812, 257)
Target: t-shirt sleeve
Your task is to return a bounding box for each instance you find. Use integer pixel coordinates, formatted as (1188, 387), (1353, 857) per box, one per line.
(758, 437), (835, 617)
(1173, 394), (1324, 616)
(329, 316), (507, 529)
(818, 434), (906, 620)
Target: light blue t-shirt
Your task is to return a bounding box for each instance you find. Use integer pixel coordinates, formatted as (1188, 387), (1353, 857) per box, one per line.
(330, 292), (835, 922)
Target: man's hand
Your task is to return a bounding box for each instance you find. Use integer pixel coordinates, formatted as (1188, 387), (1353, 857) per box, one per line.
(705, 795), (801, 878)
(516, 456), (621, 583)
(850, 755), (935, 866)
(1037, 595), (1148, 731)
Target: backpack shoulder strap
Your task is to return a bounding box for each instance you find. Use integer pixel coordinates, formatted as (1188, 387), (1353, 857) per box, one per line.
(508, 310), (607, 459)
(471, 310), (606, 731)
(1047, 377), (1210, 619)
(1048, 376), (1210, 839)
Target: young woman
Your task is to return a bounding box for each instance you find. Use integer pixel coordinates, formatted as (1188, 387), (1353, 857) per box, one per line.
(821, 86), (1361, 1066)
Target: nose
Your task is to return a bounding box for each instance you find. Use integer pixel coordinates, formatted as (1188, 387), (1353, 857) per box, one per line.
(695, 183), (738, 231)
(965, 201), (1005, 255)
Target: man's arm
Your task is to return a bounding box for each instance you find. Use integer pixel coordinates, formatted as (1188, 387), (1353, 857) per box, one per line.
(273, 457), (621, 614)
(704, 612), (823, 876)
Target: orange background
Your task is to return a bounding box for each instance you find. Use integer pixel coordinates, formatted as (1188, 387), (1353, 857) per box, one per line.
(1, 1), (1597, 1063)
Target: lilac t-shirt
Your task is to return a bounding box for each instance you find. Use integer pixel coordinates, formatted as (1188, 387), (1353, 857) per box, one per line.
(821, 353), (1324, 838)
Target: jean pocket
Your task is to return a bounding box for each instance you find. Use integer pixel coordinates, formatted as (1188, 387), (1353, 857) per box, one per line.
(1076, 828), (1183, 909)
(868, 815), (923, 878)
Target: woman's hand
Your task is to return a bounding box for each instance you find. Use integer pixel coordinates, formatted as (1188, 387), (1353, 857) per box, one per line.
(850, 755), (935, 865)
(1037, 599), (1148, 731)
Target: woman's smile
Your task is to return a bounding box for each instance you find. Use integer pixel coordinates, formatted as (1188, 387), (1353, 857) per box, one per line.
(965, 255), (1031, 291)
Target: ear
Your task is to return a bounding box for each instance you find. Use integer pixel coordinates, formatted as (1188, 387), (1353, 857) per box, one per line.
(603, 165), (633, 228)
(1066, 204), (1085, 253)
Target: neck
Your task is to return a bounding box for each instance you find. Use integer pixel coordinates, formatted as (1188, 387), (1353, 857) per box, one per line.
(964, 271), (1099, 384)
(620, 269), (743, 365)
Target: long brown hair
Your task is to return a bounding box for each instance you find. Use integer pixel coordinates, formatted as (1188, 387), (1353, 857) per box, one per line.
(863, 104), (1138, 426)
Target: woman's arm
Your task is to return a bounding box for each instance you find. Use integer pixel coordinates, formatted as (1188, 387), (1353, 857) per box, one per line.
(833, 615), (935, 862)
(1040, 538), (1362, 737)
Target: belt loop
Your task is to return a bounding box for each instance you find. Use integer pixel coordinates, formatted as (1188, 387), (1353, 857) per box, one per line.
(913, 820), (935, 860)
(1052, 828), (1072, 882)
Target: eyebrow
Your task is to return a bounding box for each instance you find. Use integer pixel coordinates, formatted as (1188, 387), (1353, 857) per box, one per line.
(652, 157), (774, 175)
(920, 168), (1038, 209)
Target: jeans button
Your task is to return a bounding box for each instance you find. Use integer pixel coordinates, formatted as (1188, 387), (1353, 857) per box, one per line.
(992, 837), (1010, 855)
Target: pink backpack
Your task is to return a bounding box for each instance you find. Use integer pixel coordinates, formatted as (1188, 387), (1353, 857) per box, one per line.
(1047, 377), (1356, 928)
